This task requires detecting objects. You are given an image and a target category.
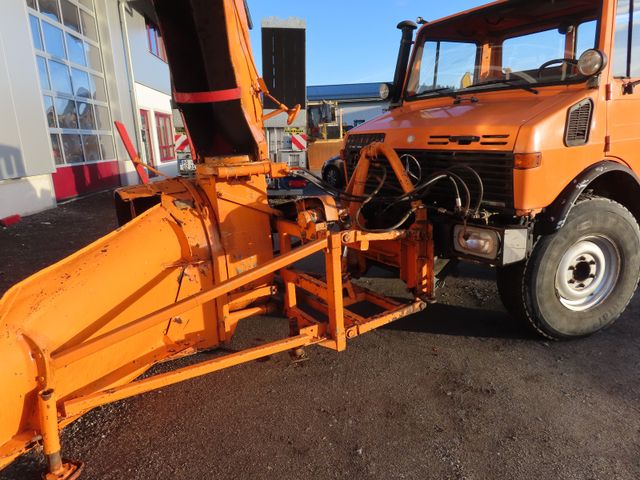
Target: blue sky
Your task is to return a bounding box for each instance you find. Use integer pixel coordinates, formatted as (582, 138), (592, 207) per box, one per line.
(247, 0), (487, 86)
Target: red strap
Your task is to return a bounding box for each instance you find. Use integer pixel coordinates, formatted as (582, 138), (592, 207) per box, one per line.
(174, 88), (241, 104)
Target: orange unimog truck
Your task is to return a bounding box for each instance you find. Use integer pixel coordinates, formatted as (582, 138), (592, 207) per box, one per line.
(343, 0), (640, 339)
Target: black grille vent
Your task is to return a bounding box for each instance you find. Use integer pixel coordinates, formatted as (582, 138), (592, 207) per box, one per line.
(344, 149), (515, 211)
(345, 133), (386, 150)
(565, 99), (593, 146)
(427, 134), (510, 146)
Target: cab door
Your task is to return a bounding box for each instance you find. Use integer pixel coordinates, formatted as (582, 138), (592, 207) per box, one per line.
(607, 0), (640, 172)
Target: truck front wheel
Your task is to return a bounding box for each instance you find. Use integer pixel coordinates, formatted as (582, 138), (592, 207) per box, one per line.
(498, 197), (640, 339)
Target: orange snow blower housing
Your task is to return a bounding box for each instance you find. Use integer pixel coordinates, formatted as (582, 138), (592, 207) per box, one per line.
(0, 1), (433, 478)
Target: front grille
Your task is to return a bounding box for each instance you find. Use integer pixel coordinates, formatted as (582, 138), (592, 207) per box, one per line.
(343, 134), (386, 182)
(345, 148), (514, 211)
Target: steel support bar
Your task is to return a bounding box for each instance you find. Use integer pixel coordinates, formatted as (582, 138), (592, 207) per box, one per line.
(38, 390), (62, 473)
(228, 285), (277, 310)
(297, 288), (412, 334)
(276, 219), (302, 238)
(38, 389), (83, 480)
(63, 334), (313, 418)
(207, 162), (290, 179)
(52, 238), (328, 369)
(345, 300), (426, 338)
(226, 303), (275, 323)
(283, 270), (364, 307)
(357, 287), (403, 310)
(277, 222), (297, 318)
(281, 270), (328, 302)
(325, 233), (346, 351)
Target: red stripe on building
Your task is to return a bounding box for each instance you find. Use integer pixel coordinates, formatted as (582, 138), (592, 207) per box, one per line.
(52, 161), (121, 201)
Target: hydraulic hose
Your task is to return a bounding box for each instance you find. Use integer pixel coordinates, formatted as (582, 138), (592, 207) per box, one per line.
(291, 161), (484, 227)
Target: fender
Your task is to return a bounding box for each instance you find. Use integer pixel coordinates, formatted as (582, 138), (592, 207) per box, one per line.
(535, 160), (640, 235)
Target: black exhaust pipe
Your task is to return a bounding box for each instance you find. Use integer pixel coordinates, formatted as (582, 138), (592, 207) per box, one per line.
(390, 20), (418, 107)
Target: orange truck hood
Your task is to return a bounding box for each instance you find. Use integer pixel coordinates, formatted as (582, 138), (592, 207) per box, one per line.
(352, 89), (573, 151)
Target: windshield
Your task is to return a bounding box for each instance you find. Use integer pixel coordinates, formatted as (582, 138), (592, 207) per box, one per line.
(406, 11), (599, 99)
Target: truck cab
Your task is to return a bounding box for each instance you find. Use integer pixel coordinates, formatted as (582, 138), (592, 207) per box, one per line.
(343, 0), (640, 339)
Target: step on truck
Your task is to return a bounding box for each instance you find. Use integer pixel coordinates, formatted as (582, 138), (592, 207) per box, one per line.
(343, 0), (640, 340)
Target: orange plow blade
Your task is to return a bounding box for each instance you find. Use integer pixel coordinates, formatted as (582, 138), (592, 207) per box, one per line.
(0, 200), (218, 468)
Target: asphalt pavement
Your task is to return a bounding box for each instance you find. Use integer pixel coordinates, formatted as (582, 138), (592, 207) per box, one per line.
(1, 191), (638, 480)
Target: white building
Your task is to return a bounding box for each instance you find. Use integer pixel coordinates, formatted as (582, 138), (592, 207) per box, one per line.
(0, 0), (177, 218)
(307, 83), (390, 130)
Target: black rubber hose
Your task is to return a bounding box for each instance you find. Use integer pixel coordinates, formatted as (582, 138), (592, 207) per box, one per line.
(446, 165), (484, 215)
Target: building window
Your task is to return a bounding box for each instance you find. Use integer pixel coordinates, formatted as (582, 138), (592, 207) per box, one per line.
(146, 18), (167, 62)
(139, 109), (154, 166)
(27, 0), (116, 166)
(155, 112), (175, 162)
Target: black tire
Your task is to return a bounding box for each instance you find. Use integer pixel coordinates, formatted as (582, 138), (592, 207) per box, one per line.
(323, 166), (343, 188)
(511, 197), (640, 340)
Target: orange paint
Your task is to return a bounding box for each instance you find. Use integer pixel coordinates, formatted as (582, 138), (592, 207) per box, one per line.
(0, 8), (435, 468)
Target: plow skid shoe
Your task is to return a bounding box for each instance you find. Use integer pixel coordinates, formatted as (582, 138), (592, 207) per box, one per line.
(43, 460), (84, 480)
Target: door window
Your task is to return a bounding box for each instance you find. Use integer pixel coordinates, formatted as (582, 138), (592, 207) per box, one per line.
(613, 0), (640, 77)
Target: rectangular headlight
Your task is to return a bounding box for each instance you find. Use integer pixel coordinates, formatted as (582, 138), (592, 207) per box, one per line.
(453, 225), (500, 260)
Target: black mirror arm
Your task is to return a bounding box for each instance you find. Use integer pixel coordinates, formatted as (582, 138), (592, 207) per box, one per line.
(623, 80), (640, 95)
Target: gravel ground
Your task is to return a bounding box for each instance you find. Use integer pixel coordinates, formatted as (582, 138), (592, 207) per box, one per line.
(1, 191), (639, 480)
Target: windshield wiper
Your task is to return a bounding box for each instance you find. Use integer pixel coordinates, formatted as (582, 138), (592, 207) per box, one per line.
(413, 87), (460, 99)
(471, 78), (539, 95)
(414, 78), (539, 99)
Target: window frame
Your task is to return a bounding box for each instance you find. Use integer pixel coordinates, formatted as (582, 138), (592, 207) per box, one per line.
(145, 18), (167, 62)
(404, 5), (603, 101)
(613, 0), (639, 79)
(405, 39), (481, 98)
(155, 112), (175, 162)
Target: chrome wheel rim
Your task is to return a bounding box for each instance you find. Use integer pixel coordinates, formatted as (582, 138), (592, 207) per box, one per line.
(555, 235), (621, 312)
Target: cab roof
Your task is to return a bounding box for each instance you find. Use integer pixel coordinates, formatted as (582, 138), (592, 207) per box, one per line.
(421, 0), (599, 42)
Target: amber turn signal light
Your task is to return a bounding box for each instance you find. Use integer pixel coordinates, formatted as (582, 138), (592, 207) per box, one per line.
(514, 152), (542, 170)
